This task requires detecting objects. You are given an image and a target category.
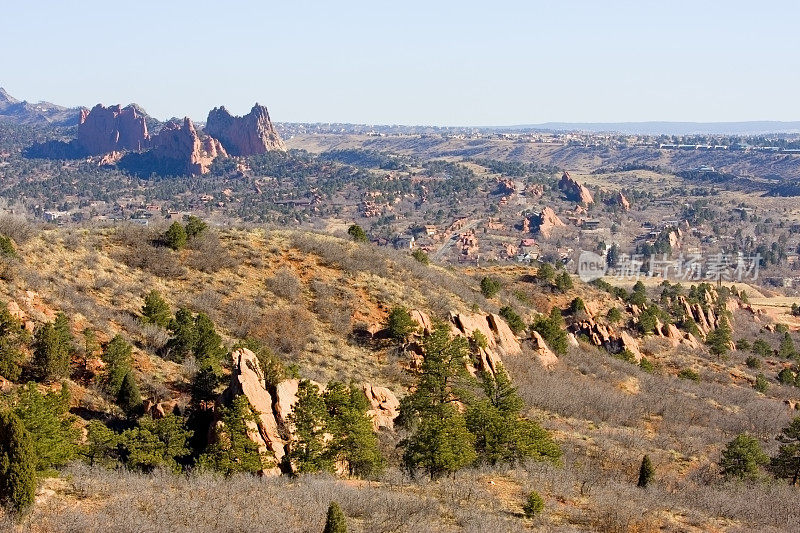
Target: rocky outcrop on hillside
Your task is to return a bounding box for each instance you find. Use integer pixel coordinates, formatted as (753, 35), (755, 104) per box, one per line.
(119, 118), (227, 176)
(529, 207), (565, 238)
(559, 171), (594, 204)
(531, 331), (559, 368)
(220, 348), (286, 474)
(77, 104), (149, 155)
(362, 384), (400, 430)
(206, 104), (285, 156)
(449, 311), (522, 375)
(607, 190), (630, 210)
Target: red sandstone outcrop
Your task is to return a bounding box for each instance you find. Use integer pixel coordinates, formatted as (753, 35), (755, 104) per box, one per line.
(362, 384), (400, 430)
(530, 207), (565, 238)
(149, 118), (227, 175)
(77, 104), (149, 155)
(531, 331), (559, 368)
(607, 190), (630, 211)
(221, 348), (285, 472)
(206, 104), (285, 156)
(559, 171), (594, 204)
(449, 311), (523, 375)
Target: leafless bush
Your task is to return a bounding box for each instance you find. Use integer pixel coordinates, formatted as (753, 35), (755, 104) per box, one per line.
(311, 280), (352, 332)
(141, 323), (170, 351)
(185, 232), (237, 273)
(0, 214), (35, 243)
(254, 305), (314, 357)
(223, 300), (263, 338)
(266, 267), (303, 302)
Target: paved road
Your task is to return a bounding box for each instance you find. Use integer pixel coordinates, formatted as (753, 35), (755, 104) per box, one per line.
(429, 219), (482, 263)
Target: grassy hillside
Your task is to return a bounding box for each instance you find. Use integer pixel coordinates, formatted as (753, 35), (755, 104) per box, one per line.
(1, 220), (800, 531)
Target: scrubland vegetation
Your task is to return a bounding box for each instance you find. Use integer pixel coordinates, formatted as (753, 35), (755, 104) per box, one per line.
(0, 215), (799, 532)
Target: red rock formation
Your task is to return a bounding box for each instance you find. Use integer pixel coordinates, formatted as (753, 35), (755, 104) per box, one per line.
(362, 384), (400, 430)
(77, 104), (149, 155)
(205, 104), (285, 156)
(531, 331), (559, 368)
(148, 118), (227, 175)
(221, 348), (284, 474)
(559, 171), (594, 204)
(608, 190), (630, 211)
(530, 206), (565, 238)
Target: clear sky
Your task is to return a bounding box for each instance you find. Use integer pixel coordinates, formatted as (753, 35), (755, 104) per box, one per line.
(2, 0), (799, 126)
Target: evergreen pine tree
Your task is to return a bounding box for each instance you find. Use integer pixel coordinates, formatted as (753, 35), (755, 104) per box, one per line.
(779, 332), (797, 359)
(347, 224), (367, 243)
(164, 221), (187, 251)
(323, 501), (348, 533)
(117, 371), (142, 417)
(0, 411), (36, 514)
(522, 491), (545, 518)
(637, 455), (654, 487)
(184, 216), (208, 239)
(467, 367), (560, 466)
(707, 315), (733, 356)
(165, 307), (197, 362)
(531, 308), (568, 355)
(119, 414), (192, 473)
(401, 403), (476, 479)
(720, 434), (769, 480)
(32, 321), (71, 382)
(101, 334), (133, 397)
(0, 303), (29, 382)
(386, 307), (418, 342)
(288, 380), (332, 474)
(771, 416), (800, 485)
(13, 383), (78, 473)
(141, 290), (171, 328)
(323, 382), (384, 478)
(198, 396), (265, 475)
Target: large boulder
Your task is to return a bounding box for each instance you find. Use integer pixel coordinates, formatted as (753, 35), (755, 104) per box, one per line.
(531, 331), (558, 368)
(362, 384), (400, 430)
(206, 104), (285, 156)
(121, 117), (227, 175)
(559, 171), (594, 204)
(619, 331), (643, 363)
(530, 206), (565, 238)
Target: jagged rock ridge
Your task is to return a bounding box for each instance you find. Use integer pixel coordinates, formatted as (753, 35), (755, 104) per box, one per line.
(205, 104), (286, 156)
(77, 104), (149, 155)
(119, 117), (227, 176)
(559, 171), (594, 204)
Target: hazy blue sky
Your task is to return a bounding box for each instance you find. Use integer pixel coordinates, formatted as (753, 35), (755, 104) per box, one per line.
(2, 0), (799, 125)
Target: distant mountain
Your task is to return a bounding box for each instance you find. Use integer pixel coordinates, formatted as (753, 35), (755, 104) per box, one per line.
(498, 121), (800, 135)
(0, 87), (82, 126)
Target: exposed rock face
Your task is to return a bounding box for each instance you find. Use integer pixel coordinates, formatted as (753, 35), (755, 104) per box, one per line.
(362, 384), (400, 430)
(273, 379), (300, 430)
(206, 104), (285, 156)
(77, 104), (149, 155)
(531, 331), (558, 368)
(530, 207), (565, 238)
(222, 348), (285, 469)
(618, 331), (643, 362)
(409, 309), (433, 335)
(608, 190), (630, 211)
(449, 311), (523, 375)
(559, 171), (594, 204)
(124, 117), (227, 175)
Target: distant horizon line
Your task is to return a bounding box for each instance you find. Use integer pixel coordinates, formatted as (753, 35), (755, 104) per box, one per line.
(4, 86), (800, 135)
